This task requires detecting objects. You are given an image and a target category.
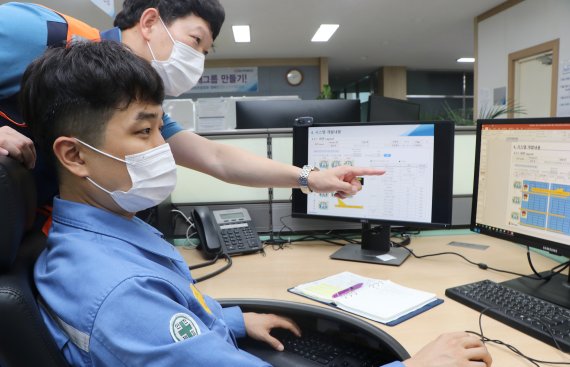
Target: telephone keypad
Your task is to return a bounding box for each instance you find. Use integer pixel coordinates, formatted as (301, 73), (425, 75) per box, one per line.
(220, 223), (262, 255)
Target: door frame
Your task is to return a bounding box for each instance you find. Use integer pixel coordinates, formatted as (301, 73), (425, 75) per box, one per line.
(508, 39), (559, 118)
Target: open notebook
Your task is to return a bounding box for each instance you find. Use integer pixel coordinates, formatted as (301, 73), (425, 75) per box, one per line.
(288, 271), (443, 326)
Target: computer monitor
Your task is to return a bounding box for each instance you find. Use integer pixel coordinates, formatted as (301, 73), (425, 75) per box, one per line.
(367, 95), (420, 122)
(235, 99), (361, 129)
(292, 121), (455, 266)
(472, 117), (570, 308)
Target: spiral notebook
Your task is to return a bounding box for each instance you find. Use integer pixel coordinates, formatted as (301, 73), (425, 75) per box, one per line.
(288, 271), (443, 326)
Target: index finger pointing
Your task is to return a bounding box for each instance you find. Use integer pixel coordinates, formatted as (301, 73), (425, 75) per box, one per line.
(346, 167), (385, 176)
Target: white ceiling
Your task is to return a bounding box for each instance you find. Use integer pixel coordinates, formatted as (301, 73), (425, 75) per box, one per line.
(9, 0), (506, 88)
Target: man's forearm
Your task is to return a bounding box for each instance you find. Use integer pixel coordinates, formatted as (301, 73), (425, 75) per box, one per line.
(168, 130), (301, 188)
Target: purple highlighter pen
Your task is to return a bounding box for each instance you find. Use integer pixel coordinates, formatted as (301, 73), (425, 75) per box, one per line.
(332, 282), (364, 298)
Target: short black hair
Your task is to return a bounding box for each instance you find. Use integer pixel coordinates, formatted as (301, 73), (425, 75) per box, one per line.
(114, 0), (225, 40)
(19, 41), (164, 165)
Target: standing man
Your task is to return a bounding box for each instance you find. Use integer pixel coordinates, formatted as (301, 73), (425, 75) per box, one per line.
(0, 0), (379, 222)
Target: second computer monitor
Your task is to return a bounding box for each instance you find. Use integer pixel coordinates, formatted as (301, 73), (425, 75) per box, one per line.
(471, 117), (570, 308)
(368, 95), (420, 122)
(292, 121), (455, 266)
(235, 99), (360, 129)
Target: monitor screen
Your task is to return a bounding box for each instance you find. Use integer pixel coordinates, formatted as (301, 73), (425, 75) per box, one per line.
(472, 117), (570, 307)
(292, 121), (454, 266)
(235, 99), (360, 129)
(368, 95), (420, 122)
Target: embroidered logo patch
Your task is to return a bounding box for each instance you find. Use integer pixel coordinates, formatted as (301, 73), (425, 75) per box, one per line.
(169, 313), (200, 342)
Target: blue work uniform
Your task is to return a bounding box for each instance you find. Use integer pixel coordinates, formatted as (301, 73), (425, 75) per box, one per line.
(35, 198), (406, 367)
(34, 197), (268, 366)
(0, 2), (182, 214)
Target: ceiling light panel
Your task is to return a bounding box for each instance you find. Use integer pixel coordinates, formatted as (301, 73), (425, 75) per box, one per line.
(232, 25), (251, 43)
(311, 24), (339, 42)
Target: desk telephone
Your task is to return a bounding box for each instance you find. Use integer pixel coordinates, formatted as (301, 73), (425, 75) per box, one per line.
(192, 206), (263, 259)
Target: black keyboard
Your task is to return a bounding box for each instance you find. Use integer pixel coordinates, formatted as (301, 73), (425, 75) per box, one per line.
(241, 329), (392, 367)
(445, 279), (570, 351)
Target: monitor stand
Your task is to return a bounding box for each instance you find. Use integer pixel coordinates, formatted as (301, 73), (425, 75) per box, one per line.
(501, 267), (570, 309)
(330, 224), (410, 266)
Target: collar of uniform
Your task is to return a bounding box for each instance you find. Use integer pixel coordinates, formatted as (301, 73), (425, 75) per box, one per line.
(100, 27), (121, 42)
(51, 197), (181, 261)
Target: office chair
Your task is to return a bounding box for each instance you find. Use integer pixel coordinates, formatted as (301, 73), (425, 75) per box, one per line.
(0, 156), (70, 367)
(220, 298), (410, 364)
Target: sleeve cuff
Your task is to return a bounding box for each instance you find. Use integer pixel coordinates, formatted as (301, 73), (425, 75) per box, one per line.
(221, 306), (246, 338)
(161, 113), (184, 140)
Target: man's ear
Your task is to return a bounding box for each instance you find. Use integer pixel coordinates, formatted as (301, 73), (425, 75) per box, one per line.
(52, 137), (89, 178)
(139, 8), (161, 41)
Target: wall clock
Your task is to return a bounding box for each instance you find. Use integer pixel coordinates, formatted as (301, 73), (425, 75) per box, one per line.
(286, 69), (304, 86)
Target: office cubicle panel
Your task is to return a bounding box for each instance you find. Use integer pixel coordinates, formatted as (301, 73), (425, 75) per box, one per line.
(163, 99), (196, 130)
(367, 95), (420, 122)
(270, 136), (294, 201)
(170, 128), (476, 231)
(453, 132), (476, 196)
(170, 137), (269, 204)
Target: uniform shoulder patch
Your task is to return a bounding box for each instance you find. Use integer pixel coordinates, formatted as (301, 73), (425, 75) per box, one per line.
(169, 313), (201, 342)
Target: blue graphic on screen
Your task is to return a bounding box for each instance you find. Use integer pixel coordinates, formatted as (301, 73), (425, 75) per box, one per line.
(549, 183), (570, 234)
(520, 180), (570, 235)
(404, 124), (434, 136)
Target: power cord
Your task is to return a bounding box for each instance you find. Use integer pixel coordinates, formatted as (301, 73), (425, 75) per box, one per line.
(391, 232), (570, 365)
(395, 240), (569, 281)
(171, 209), (197, 247)
(273, 214), (362, 248)
(527, 248), (570, 280)
(191, 253), (233, 283)
(188, 254), (220, 270)
(467, 307), (570, 366)
(172, 209), (234, 282)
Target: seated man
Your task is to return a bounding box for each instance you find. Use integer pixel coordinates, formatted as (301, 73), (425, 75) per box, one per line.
(21, 41), (492, 366)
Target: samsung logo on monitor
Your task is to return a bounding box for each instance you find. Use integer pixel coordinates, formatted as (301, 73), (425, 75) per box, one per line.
(542, 246), (558, 254)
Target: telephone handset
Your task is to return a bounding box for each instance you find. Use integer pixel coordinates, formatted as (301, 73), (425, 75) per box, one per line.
(191, 206), (262, 259)
(192, 206), (223, 258)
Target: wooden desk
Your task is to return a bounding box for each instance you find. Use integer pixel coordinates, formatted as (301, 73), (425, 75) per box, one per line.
(178, 233), (566, 366)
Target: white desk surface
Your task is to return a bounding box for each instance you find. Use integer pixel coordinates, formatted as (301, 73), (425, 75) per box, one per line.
(179, 232), (568, 366)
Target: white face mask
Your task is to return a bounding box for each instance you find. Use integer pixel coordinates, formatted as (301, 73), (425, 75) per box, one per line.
(76, 139), (177, 213)
(148, 18), (205, 97)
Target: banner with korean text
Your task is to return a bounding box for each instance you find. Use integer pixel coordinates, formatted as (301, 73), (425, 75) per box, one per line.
(190, 67), (259, 93)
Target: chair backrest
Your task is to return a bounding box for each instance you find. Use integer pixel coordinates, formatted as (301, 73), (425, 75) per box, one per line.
(0, 156), (69, 367)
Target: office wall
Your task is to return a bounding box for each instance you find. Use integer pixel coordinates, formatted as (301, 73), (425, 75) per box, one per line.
(184, 65), (321, 100)
(476, 0), (570, 116)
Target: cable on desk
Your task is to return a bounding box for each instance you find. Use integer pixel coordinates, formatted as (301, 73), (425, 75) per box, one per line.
(171, 209), (197, 247)
(397, 245), (568, 281)
(466, 307), (570, 366)
(263, 240), (292, 251)
(527, 247), (570, 281)
(391, 227), (421, 236)
(390, 234), (411, 247)
(191, 253), (233, 283)
(189, 254), (220, 270)
(275, 215), (360, 246)
(328, 230), (360, 244)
